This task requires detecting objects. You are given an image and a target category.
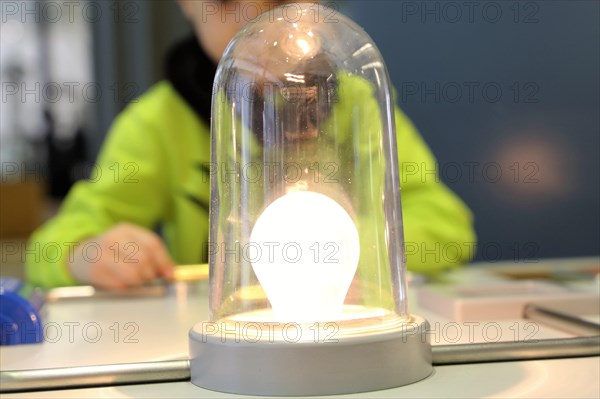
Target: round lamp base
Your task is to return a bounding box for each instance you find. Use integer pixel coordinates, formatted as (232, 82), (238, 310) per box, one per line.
(189, 315), (432, 396)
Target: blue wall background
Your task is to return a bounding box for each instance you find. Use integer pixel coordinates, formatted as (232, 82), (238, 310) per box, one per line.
(342, 1), (599, 262)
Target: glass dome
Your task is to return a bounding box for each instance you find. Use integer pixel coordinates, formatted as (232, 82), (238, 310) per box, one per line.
(208, 2), (408, 338)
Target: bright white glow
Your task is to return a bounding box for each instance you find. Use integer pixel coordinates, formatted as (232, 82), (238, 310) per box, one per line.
(282, 32), (320, 58)
(295, 38), (311, 55)
(250, 192), (360, 323)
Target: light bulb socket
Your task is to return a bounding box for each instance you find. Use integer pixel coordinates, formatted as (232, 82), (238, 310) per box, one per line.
(189, 315), (432, 396)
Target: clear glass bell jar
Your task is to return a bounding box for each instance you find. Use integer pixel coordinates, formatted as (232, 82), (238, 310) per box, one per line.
(208, 2), (410, 340)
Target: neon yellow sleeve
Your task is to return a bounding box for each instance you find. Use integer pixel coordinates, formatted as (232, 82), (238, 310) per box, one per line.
(395, 107), (476, 275)
(332, 72), (476, 275)
(25, 86), (172, 288)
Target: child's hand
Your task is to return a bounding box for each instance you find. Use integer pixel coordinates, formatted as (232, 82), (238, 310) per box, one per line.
(67, 223), (175, 290)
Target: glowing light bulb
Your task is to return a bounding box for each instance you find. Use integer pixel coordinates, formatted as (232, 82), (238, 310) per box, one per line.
(249, 191), (360, 323)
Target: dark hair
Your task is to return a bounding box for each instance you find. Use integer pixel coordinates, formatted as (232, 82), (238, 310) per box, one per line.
(228, 53), (338, 143)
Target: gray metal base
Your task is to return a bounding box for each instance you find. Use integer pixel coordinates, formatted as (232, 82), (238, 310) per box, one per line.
(189, 315), (432, 396)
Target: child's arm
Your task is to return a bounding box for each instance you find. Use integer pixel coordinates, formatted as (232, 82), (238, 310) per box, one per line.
(395, 107), (476, 275)
(26, 95), (174, 288)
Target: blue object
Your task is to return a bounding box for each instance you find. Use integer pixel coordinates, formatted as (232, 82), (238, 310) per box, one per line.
(0, 278), (44, 345)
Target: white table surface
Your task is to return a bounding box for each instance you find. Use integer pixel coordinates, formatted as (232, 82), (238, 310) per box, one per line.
(2, 261), (599, 398)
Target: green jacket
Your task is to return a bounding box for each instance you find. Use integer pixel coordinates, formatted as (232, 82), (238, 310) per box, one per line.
(26, 81), (476, 287)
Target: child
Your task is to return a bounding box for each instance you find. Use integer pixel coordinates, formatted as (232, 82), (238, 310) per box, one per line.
(26, 0), (476, 289)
